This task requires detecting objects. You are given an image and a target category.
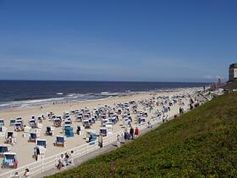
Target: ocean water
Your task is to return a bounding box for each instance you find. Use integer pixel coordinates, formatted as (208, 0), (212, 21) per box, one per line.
(0, 80), (208, 109)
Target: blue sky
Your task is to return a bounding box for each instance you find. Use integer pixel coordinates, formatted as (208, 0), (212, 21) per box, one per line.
(0, 0), (236, 82)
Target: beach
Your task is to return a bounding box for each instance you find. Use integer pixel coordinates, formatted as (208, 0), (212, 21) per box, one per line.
(0, 87), (208, 177)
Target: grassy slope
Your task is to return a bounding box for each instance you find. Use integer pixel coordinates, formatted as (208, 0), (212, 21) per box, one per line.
(48, 93), (237, 178)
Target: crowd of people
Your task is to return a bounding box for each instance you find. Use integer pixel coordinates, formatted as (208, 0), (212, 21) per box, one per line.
(56, 151), (74, 170)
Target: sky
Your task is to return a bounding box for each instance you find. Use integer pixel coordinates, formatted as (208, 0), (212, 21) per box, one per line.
(0, 0), (236, 82)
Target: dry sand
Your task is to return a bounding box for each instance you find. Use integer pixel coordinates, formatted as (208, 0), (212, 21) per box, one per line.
(0, 88), (201, 174)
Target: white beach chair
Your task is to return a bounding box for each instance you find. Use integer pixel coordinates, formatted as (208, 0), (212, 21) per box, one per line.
(0, 126), (7, 138)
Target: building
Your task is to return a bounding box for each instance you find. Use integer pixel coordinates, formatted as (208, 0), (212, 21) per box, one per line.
(229, 63), (237, 82)
(223, 63), (237, 91)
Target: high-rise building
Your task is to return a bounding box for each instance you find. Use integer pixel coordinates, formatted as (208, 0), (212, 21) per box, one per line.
(229, 63), (237, 82)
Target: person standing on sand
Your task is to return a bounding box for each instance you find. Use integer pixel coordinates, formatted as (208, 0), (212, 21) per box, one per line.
(179, 107), (184, 114)
(68, 150), (74, 165)
(33, 146), (37, 161)
(135, 127), (139, 137)
(98, 134), (103, 148)
(23, 168), (30, 178)
(130, 127), (134, 140)
(57, 154), (64, 170)
(76, 126), (81, 135)
(124, 130), (128, 140)
(64, 153), (68, 166)
(34, 146), (40, 161)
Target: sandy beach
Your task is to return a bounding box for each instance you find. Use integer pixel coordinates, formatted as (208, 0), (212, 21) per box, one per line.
(0, 87), (207, 176)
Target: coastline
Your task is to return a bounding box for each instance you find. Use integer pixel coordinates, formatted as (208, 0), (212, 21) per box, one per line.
(0, 87), (199, 115)
(0, 87), (206, 177)
(0, 83), (208, 110)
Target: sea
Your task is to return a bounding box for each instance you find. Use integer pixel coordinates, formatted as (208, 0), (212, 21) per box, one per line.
(0, 80), (208, 109)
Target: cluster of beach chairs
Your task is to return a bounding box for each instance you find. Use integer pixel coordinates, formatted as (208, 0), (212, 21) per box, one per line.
(0, 89), (207, 172)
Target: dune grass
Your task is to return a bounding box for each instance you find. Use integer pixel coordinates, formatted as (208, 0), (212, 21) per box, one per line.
(47, 93), (237, 177)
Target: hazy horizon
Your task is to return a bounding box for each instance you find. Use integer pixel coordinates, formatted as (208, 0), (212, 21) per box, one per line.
(0, 79), (211, 83)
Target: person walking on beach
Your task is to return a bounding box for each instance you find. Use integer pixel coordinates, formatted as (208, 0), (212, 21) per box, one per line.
(23, 168), (30, 178)
(76, 126), (81, 135)
(64, 152), (70, 166)
(68, 150), (74, 165)
(179, 107), (184, 114)
(130, 127), (134, 140)
(34, 146), (40, 161)
(57, 154), (65, 170)
(33, 146), (37, 161)
(65, 151), (74, 166)
(98, 134), (103, 148)
(135, 127), (139, 137)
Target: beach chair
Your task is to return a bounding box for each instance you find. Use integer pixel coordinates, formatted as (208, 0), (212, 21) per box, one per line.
(0, 145), (9, 157)
(53, 118), (62, 127)
(15, 118), (23, 127)
(63, 112), (70, 120)
(64, 119), (72, 126)
(0, 119), (5, 126)
(9, 120), (16, 126)
(101, 115), (106, 119)
(138, 117), (146, 124)
(49, 114), (56, 121)
(102, 118), (109, 125)
(88, 117), (93, 125)
(84, 113), (90, 119)
(1, 152), (18, 169)
(36, 139), (47, 155)
(54, 136), (65, 147)
(45, 126), (54, 136)
(108, 117), (116, 125)
(22, 125), (31, 138)
(117, 109), (122, 115)
(106, 125), (113, 134)
(90, 117), (96, 124)
(123, 118), (131, 126)
(99, 127), (108, 137)
(5, 131), (16, 145)
(14, 121), (24, 132)
(65, 127), (74, 137)
(76, 114), (83, 122)
(0, 126), (7, 138)
(29, 119), (37, 128)
(112, 116), (118, 124)
(86, 131), (97, 145)
(104, 121), (113, 128)
(28, 132), (37, 142)
(63, 124), (71, 130)
(83, 120), (91, 129)
(89, 134), (97, 144)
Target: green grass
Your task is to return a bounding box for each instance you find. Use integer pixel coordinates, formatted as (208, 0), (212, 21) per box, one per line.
(47, 93), (237, 178)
